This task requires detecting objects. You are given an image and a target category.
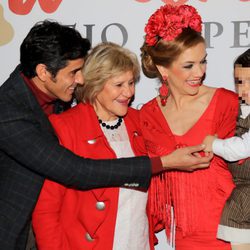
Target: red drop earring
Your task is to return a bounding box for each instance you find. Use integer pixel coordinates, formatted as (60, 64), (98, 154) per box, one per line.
(159, 76), (169, 106)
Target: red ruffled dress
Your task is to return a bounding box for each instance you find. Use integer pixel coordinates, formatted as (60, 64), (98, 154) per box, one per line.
(140, 88), (238, 250)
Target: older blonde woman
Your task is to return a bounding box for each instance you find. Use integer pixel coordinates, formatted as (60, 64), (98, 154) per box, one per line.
(32, 42), (153, 250)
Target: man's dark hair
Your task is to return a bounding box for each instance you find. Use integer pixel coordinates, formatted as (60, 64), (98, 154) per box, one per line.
(20, 20), (91, 78)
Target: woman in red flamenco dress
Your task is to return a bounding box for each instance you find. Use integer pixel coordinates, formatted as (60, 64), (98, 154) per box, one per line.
(139, 4), (238, 250)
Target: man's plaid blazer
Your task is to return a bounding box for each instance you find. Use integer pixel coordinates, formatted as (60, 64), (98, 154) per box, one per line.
(0, 66), (151, 250)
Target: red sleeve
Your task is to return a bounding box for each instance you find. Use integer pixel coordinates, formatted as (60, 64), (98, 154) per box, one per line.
(211, 88), (238, 178)
(213, 88), (238, 139)
(150, 157), (164, 174)
(32, 115), (73, 250)
(127, 108), (164, 174)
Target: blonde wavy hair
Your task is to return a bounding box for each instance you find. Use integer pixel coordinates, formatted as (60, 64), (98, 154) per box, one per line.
(75, 42), (140, 104)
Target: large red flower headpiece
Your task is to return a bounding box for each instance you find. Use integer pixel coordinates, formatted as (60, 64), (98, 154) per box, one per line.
(145, 4), (202, 46)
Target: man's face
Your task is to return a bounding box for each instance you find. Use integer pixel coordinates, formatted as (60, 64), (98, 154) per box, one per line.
(43, 58), (85, 102)
(235, 65), (250, 105)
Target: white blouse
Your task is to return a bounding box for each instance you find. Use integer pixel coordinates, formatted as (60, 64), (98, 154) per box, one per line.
(100, 118), (149, 250)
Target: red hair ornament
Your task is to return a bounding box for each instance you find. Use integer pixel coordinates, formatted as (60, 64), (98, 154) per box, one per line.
(145, 4), (202, 46)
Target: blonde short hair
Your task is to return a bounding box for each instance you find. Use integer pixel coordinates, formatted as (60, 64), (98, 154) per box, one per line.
(75, 42), (140, 104)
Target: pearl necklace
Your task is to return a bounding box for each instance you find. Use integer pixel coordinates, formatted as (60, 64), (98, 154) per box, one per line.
(98, 117), (123, 130)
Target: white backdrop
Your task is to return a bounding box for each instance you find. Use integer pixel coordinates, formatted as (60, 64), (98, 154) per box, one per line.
(1, 1), (250, 249)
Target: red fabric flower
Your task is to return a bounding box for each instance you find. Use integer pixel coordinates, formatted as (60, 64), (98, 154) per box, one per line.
(145, 4), (202, 46)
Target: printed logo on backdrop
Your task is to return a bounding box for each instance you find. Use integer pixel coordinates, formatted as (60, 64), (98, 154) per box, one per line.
(135, 0), (250, 3)
(0, 4), (14, 46)
(0, 0), (62, 46)
(1, 0), (250, 48)
(135, 0), (207, 4)
(8, 0), (62, 14)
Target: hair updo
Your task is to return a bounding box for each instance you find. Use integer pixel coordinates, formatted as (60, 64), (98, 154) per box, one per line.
(140, 27), (205, 80)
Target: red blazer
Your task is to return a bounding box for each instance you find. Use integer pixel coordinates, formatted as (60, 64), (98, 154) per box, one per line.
(32, 103), (153, 250)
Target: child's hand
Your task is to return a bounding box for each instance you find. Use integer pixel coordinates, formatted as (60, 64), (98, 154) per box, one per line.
(203, 135), (217, 152)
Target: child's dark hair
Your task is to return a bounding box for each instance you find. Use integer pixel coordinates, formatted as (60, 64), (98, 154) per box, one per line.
(234, 49), (250, 68)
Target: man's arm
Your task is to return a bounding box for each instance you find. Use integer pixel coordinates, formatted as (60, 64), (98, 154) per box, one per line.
(0, 102), (212, 190)
(0, 102), (151, 189)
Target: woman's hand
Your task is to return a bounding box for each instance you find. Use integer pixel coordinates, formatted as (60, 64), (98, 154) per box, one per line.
(202, 134), (217, 152)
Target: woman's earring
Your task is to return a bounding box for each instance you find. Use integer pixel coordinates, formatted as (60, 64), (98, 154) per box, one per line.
(159, 76), (169, 106)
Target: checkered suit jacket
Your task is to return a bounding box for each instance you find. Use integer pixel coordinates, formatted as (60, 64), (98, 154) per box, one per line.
(0, 66), (151, 250)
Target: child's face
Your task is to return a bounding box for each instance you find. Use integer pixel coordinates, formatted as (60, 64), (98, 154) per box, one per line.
(235, 65), (250, 105)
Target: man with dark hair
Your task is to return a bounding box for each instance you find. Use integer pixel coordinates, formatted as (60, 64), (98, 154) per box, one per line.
(0, 20), (212, 249)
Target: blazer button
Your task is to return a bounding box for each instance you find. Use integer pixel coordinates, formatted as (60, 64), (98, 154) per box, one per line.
(87, 139), (96, 144)
(96, 201), (105, 210)
(85, 232), (94, 242)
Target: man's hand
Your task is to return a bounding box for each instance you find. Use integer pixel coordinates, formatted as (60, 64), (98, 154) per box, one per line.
(160, 144), (213, 172)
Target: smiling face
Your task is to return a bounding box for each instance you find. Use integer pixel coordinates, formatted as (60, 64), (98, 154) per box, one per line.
(40, 58), (85, 102)
(235, 66), (250, 105)
(93, 70), (135, 121)
(162, 42), (207, 96)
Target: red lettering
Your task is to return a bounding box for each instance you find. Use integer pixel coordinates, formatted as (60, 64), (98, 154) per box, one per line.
(8, 0), (36, 15)
(38, 0), (62, 13)
(162, 0), (188, 5)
